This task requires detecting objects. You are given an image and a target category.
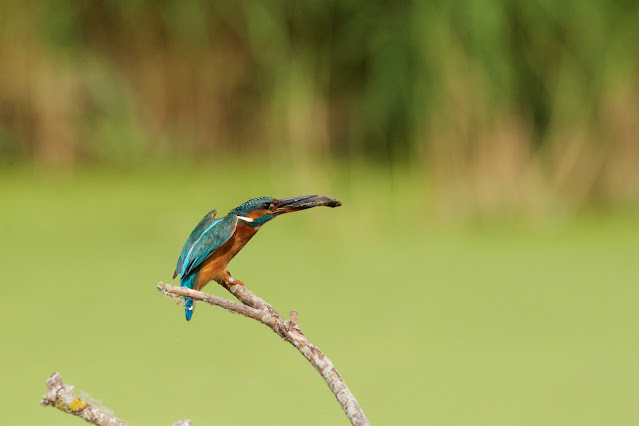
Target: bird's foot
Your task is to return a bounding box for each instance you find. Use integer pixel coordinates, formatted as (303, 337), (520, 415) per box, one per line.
(226, 278), (245, 289)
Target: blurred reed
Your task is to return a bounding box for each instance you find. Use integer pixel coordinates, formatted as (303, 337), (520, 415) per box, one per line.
(0, 1), (638, 215)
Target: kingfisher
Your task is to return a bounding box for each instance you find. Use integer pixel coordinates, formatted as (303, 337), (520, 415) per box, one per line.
(173, 195), (342, 320)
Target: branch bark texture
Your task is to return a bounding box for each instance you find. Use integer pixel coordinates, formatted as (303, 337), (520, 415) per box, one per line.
(40, 372), (191, 425)
(40, 372), (129, 426)
(157, 282), (370, 426)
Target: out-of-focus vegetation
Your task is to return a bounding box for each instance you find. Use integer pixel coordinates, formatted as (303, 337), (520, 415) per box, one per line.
(1, 1), (638, 217)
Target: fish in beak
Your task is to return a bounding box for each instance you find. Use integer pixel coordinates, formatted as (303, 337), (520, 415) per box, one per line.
(273, 195), (342, 214)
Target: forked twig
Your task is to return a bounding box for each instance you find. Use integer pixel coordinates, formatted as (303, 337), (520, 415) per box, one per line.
(157, 282), (370, 426)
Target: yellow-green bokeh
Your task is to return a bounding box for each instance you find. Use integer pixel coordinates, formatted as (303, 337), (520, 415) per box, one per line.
(1, 166), (638, 425)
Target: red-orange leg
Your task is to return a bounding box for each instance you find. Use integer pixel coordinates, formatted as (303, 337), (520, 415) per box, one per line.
(226, 277), (245, 288)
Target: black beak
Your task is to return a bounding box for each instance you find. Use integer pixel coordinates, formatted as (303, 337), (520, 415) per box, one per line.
(274, 195), (342, 213)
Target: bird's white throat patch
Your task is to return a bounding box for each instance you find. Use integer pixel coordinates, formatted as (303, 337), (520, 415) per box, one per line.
(236, 215), (254, 223)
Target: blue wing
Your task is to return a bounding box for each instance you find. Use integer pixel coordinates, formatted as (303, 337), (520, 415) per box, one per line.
(174, 209), (217, 278)
(174, 210), (238, 278)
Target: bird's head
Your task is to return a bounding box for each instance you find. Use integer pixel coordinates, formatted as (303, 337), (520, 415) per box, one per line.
(231, 195), (342, 227)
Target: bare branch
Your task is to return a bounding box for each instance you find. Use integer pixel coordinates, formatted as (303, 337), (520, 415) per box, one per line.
(40, 372), (192, 425)
(157, 283), (266, 321)
(40, 372), (129, 426)
(157, 282), (370, 426)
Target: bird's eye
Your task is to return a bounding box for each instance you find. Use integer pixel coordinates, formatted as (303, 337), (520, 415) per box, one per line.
(263, 202), (271, 210)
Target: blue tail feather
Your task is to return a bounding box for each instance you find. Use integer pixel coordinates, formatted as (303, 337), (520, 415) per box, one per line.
(181, 273), (198, 321)
(184, 298), (194, 321)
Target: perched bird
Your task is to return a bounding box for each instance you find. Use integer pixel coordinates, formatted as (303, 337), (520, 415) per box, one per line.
(174, 195), (342, 320)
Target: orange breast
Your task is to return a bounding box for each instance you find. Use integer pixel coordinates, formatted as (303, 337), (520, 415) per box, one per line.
(195, 223), (260, 290)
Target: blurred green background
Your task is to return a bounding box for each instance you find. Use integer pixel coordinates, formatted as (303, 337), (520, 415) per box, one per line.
(1, 1), (638, 425)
